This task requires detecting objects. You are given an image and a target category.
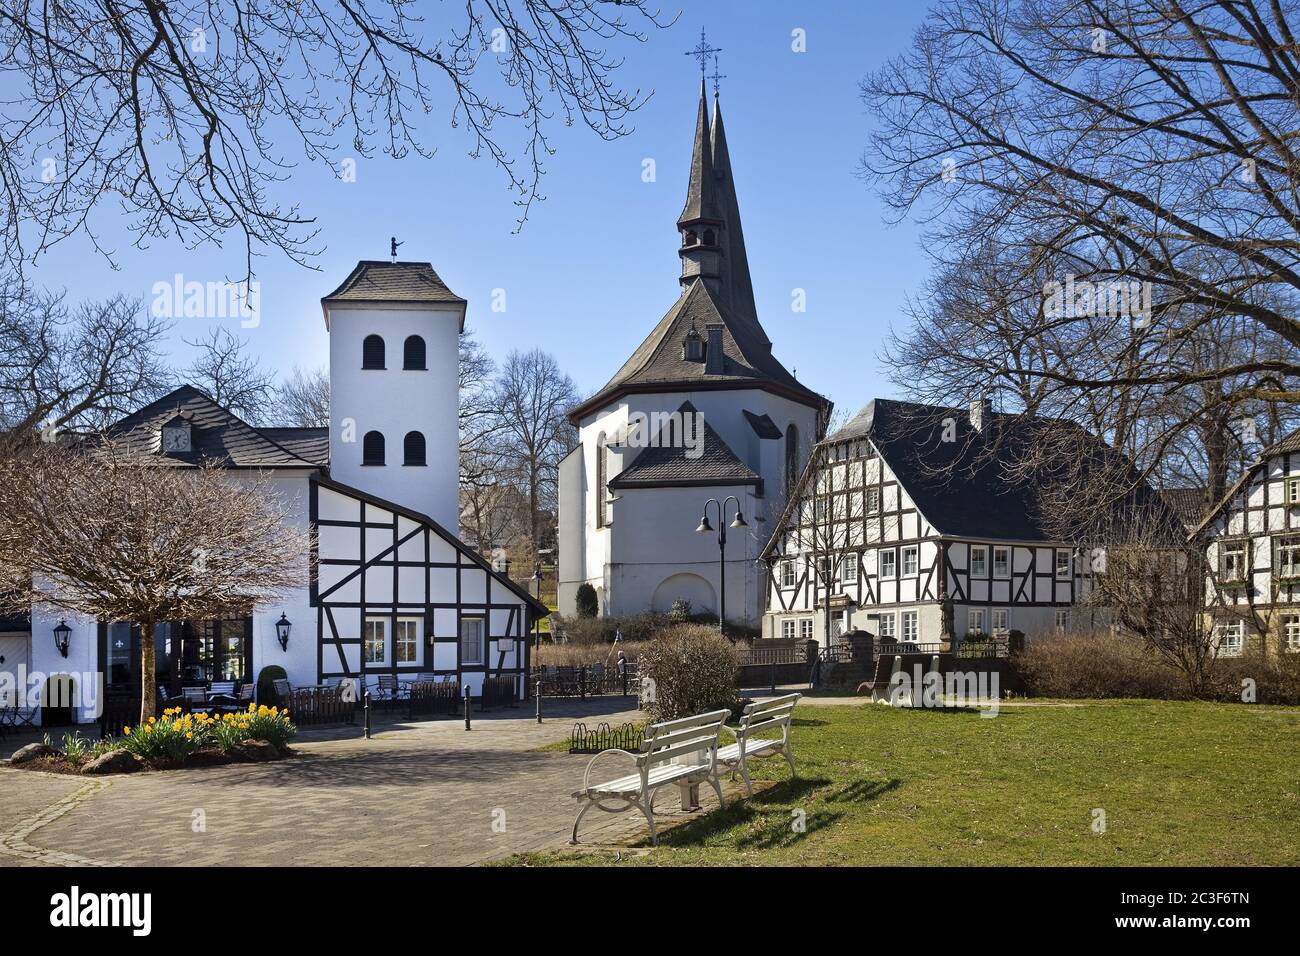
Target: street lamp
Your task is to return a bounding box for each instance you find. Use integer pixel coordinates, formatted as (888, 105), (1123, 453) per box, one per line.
(275, 613), (292, 651)
(695, 496), (748, 637)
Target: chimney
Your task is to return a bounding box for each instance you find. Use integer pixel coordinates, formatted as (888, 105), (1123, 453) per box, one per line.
(705, 324), (725, 374)
(969, 397), (993, 432)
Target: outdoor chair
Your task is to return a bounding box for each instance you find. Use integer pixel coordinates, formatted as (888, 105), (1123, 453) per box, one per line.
(207, 681), (240, 712)
(271, 678), (293, 705)
(180, 686), (208, 710)
(237, 680), (256, 704)
(373, 674), (409, 703)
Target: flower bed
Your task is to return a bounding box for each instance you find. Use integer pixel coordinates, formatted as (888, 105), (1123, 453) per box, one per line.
(9, 704), (298, 775)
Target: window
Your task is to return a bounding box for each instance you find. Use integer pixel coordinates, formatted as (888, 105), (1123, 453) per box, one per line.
(362, 334), (385, 369)
(1055, 549), (1072, 579)
(460, 617), (484, 665)
(991, 608), (1009, 632)
(403, 431), (426, 466)
(970, 546), (987, 576)
(395, 618), (421, 664)
(814, 497), (827, 524)
(362, 430), (385, 466)
(595, 434), (608, 529)
(1221, 541), (1247, 581)
(1216, 620), (1244, 657)
(901, 610), (918, 642)
(842, 552), (858, 585)
(878, 613), (895, 639)
(1055, 609), (1070, 633)
(363, 617), (387, 664)
(967, 608), (986, 636)
(1274, 536), (1300, 579)
(800, 619), (814, 640)
(1283, 615), (1300, 653)
(879, 548), (897, 579)
(816, 555), (831, 579)
(785, 424), (799, 495)
(403, 335), (426, 370)
(781, 619), (796, 640)
(993, 547), (1010, 577)
(902, 546), (919, 576)
(866, 488), (880, 514)
(1287, 477), (1300, 505)
(780, 560), (796, 588)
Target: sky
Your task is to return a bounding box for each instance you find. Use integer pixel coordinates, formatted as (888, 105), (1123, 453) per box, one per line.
(24, 1), (935, 422)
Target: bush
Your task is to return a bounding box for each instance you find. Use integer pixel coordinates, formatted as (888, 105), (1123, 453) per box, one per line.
(121, 704), (297, 762)
(535, 640), (653, 668)
(256, 664), (288, 704)
(1015, 632), (1188, 700)
(668, 599), (692, 624)
(575, 583), (599, 618)
(638, 624), (740, 722)
(1203, 651), (1300, 706)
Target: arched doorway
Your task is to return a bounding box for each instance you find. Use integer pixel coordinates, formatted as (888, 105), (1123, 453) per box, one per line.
(651, 573), (717, 617)
(40, 673), (78, 726)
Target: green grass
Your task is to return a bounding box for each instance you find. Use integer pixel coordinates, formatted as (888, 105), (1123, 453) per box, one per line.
(508, 699), (1300, 866)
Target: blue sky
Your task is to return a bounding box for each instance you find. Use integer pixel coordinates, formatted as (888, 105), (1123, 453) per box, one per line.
(25, 1), (933, 421)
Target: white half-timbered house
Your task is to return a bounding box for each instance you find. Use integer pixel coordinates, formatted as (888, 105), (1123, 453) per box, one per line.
(22, 260), (545, 725)
(1194, 428), (1300, 657)
(761, 398), (1172, 648)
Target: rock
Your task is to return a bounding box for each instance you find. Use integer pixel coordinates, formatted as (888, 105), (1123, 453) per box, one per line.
(186, 748), (232, 767)
(232, 739), (278, 762)
(82, 749), (143, 775)
(9, 743), (59, 765)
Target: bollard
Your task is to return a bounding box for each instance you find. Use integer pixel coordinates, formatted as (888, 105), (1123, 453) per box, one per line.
(363, 690), (372, 740)
(463, 684), (471, 731)
(536, 680), (543, 724)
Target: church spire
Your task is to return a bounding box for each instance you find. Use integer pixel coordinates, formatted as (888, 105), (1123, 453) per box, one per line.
(708, 92), (766, 347)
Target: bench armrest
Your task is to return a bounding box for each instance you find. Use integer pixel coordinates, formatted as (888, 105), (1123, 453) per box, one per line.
(582, 748), (640, 791)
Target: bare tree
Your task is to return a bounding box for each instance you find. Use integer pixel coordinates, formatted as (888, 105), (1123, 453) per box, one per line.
(0, 279), (170, 451)
(276, 366), (330, 428)
(0, 442), (309, 722)
(184, 327), (277, 424)
(0, 1), (670, 276)
(491, 348), (578, 553)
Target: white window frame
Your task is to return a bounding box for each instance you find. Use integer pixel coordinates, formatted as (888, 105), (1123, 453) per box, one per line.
(842, 552), (858, 585)
(799, 618), (814, 641)
(902, 545), (919, 576)
(1286, 476), (1300, 505)
(967, 608), (986, 636)
(781, 619), (796, 641)
(1054, 609), (1070, 633)
(459, 616), (485, 665)
(1055, 549), (1072, 580)
(970, 546), (987, 576)
(866, 488), (880, 514)
(1216, 620), (1245, 657)
(1275, 535), (1300, 579)
(363, 617), (388, 665)
(901, 610), (918, 642)
(879, 548), (897, 579)
(993, 547), (1010, 578)
(991, 608), (1009, 632)
(780, 559), (796, 588)
(1221, 541), (1247, 581)
(395, 617), (422, 665)
(878, 613), (895, 639)
(1283, 614), (1300, 653)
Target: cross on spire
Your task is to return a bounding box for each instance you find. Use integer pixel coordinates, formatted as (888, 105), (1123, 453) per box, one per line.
(685, 28), (720, 81)
(708, 52), (726, 95)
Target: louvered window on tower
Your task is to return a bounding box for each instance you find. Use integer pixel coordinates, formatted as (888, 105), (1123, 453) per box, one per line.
(362, 334), (385, 369)
(363, 431), (385, 465)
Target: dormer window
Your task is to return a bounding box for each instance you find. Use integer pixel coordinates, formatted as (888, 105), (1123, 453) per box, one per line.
(160, 416), (192, 455)
(682, 326), (705, 362)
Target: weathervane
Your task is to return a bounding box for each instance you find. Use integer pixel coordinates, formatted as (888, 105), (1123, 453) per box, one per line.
(685, 28), (721, 82)
(708, 52), (726, 95)
(390, 236), (403, 263)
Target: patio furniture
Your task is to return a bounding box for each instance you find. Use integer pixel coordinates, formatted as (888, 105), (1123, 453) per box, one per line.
(570, 708), (729, 847)
(237, 680), (256, 704)
(271, 678), (293, 705)
(373, 674), (409, 703)
(180, 686), (208, 710)
(1, 704), (38, 732)
(207, 681), (240, 712)
(717, 693), (800, 796)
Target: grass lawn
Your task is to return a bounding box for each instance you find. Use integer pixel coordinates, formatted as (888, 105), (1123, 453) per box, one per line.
(509, 699), (1300, 866)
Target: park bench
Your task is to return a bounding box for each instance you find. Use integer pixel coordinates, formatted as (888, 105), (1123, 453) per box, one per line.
(570, 708), (729, 847)
(717, 693), (800, 796)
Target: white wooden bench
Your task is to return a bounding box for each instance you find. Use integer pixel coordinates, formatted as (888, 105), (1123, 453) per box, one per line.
(718, 693), (800, 796)
(570, 708), (730, 846)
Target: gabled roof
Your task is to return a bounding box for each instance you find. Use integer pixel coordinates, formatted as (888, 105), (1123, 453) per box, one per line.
(95, 385), (327, 469)
(1160, 487), (1209, 531)
(743, 409), (782, 439)
(321, 260), (466, 330)
(609, 401), (761, 489)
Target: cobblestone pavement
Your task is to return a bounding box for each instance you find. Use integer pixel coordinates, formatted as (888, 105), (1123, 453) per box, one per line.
(0, 698), (747, 867)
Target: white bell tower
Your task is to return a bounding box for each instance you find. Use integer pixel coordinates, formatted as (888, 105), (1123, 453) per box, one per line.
(322, 259), (466, 532)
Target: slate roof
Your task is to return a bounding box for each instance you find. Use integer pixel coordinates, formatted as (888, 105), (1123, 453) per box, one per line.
(1160, 487), (1210, 530)
(609, 401), (761, 489)
(94, 385), (327, 468)
(743, 409), (782, 439)
(765, 398), (1176, 550)
(321, 260), (466, 330)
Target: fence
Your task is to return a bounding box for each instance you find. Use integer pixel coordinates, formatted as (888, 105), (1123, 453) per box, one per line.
(407, 680), (461, 718)
(284, 687), (355, 727)
(569, 721), (645, 754)
(481, 674), (518, 710)
(531, 663), (638, 698)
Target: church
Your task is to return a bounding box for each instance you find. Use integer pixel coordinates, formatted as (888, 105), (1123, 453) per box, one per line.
(557, 82), (831, 628)
(18, 261), (545, 726)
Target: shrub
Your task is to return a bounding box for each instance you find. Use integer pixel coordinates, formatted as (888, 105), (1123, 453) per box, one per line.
(256, 664), (288, 704)
(121, 704), (296, 762)
(1203, 651), (1300, 706)
(1016, 632), (1188, 699)
(552, 611), (670, 645)
(575, 583), (599, 618)
(638, 624), (740, 722)
(535, 640), (653, 668)
(668, 599), (692, 624)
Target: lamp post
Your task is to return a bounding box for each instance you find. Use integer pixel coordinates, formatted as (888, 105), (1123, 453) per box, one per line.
(695, 496), (748, 637)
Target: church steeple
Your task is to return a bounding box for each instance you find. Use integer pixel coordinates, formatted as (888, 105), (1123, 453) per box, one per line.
(676, 84), (767, 348)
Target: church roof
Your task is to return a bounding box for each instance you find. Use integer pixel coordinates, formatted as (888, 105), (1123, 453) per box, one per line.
(609, 401), (761, 489)
(92, 385), (328, 468)
(569, 88), (828, 424)
(321, 260), (466, 330)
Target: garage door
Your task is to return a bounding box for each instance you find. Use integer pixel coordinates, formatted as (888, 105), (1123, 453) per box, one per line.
(0, 631), (31, 682)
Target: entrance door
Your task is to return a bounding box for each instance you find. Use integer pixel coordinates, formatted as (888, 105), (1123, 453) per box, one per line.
(0, 631), (30, 705)
(171, 618), (253, 690)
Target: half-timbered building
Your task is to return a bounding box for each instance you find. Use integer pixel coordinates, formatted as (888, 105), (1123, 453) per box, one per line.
(760, 398), (1170, 648)
(1194, 428), (1300, 657)
(23, 260), (545, 725)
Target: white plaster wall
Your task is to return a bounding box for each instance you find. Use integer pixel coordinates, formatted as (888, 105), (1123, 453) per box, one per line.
(327, 303), (463, 531)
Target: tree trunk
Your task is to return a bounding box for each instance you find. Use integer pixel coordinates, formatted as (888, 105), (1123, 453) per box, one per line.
(139, 620), (157, 724)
